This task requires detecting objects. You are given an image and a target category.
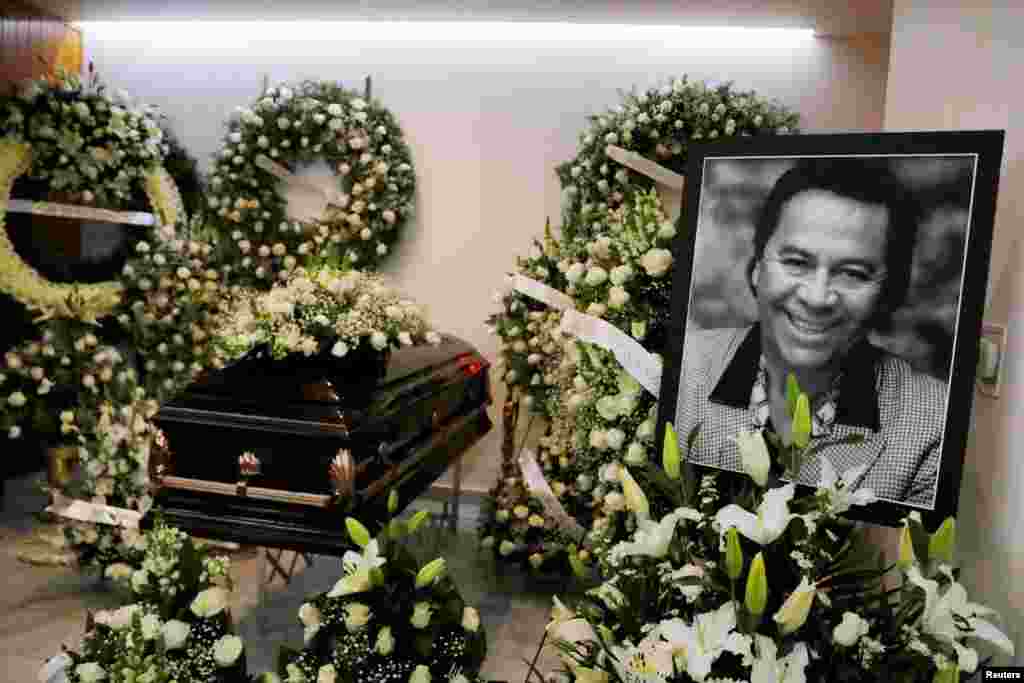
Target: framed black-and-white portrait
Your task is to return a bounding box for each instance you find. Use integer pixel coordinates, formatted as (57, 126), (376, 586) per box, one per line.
(656, 131), (1005, 528)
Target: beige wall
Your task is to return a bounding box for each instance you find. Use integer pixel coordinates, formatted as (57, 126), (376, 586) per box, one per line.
(883, 0), (1023, 662)
(83, 25), (890, 493)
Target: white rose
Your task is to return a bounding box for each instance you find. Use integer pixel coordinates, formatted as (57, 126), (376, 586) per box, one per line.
(162, 619), (190, 650)
(585, 267), (608, 287)
(376, 626), (395, 655)
(213, 634), (244, 667)
(640, 248), (673, 277)
(191, 586), (230, 618)
(398, 331), (414, 346)
(833, 612), (871, 647)
(7, 391), (26, 407)
(657, 221), (677, 240)
(370, 331), (388, 351)
(606, 428), (626, 451)
(625, 442), (647, 465)
(344, 603), (371, 631)
(411, 601), (433, 629)
(410, 665), (431, 683)
(608, 286), (630, 309)
(75, 662), (106, 683)
(609, 265), (633, 286)
(298, 603), (322, 627)
(327, 103), (343, 116)
(461, 606), (480, 632)
(277, 116), (291, 129)
(141, 613), (161, 640)
(604, 491), (625, 512)
(565, 263), (586, 284)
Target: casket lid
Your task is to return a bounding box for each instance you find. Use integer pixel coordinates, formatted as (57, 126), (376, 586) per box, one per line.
(158, 334), (487, 438)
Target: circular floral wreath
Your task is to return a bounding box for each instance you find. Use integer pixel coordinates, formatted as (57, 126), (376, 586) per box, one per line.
(481, 76), (801, 573)
(556, 76), (799, 244)
(205, 80), (416, 286)
(0, 69), (182, 322)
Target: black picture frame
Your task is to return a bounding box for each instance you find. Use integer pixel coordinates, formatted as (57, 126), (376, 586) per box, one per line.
(655, 131), (1005, 530)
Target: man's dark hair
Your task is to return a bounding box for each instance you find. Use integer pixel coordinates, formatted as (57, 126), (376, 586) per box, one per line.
(748, 158), (921, 328)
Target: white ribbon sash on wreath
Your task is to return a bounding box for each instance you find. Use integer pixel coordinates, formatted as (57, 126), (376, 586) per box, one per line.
(5, 199), (155, 226)
(510, 274), (663, 397)
(512, 273), (574, 311)
(46, 492), (142, 529)
(560, 308), (663, 397)
(518, 448), (586, 539)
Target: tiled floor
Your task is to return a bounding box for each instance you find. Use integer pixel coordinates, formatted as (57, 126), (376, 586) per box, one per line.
(0, 472), (574, 682)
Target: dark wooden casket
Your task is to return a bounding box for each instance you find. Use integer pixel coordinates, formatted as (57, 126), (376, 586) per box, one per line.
(147, 335), (492, 555)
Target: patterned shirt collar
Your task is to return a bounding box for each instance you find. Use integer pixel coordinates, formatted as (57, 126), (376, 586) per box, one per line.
(708, 324), (881, 432)
(750, 355), (840, 437)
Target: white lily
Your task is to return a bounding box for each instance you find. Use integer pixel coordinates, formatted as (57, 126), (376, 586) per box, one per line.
(611, 638), (674, 683)
(609, 507), (702, 563)
(772, 576), (817, 635)
(715, 484), (795, 545)
(750, 635), (811, 683)
(656, 602), (751, 682)
(816, 457), (876, 514)
(906, 565), (1014, 672)
(328, 539), (386, 597)
(733, 429), (771, 487)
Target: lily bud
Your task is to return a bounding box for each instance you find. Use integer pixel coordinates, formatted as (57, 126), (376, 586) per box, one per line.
(897, 522), (916, 570)
(663, 422), (681, 480)
(772, 576), (816, 635)
(569, 548), (588, 579)
(408, 510), (430, 533)
(735, 430), (771, 487)
(415, 558), (446, 588)
(346, 517), (371, 548)
(791, 393), (811, 449)
(724, 527), (743, 580)
(388, 489), (399, 515)
(619, 467), (650, 521)
(745, 552), (768, 616)
(929, 517), (956, 564)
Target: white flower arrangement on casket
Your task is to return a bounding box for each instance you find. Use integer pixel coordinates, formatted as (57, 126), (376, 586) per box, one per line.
(271, 496), (487, 683)
(45, 520), (249, 683)
(215, 265), (441, 363)
(547, 420), (1015, 683)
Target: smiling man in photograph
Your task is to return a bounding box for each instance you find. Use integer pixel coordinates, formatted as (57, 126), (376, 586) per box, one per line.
(677, 158), (947, 507)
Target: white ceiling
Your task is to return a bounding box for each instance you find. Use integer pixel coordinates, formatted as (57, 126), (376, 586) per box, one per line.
(36, 0), (893, 37)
